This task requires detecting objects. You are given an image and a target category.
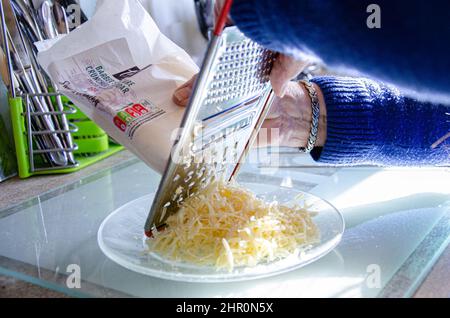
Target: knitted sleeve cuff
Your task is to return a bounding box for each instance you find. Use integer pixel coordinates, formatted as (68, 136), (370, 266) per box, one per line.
(310, 76), (386, 165)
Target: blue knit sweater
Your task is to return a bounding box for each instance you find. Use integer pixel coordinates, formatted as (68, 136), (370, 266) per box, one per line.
(310, 77), (449, 166)
(231, 0), (450, 102)
(231, 0), (450, 166)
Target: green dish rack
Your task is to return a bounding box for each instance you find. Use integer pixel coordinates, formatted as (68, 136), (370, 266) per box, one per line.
(9, 93), (123, 179)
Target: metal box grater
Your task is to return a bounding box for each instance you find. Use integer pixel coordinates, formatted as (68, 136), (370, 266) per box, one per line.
(144, 26), (275, 235)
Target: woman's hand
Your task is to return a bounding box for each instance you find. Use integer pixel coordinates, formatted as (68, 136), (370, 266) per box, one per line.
(172, 75), (197, 106)
(172, 0), (325, 149)
(258, 81), (327, 148)
(173, 78), (327, 149)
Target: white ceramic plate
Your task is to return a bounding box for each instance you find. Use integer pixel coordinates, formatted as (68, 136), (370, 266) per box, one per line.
(98, 182), (344, 282)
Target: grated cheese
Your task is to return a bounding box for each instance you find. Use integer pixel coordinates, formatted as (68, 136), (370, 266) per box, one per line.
(146, 180), (320, 271)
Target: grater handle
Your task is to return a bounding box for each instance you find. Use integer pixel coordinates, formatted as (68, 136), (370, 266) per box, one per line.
(213, 0), (233, 36)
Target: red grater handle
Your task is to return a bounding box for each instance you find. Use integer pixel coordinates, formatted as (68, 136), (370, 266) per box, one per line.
(213, 0), (233, 36)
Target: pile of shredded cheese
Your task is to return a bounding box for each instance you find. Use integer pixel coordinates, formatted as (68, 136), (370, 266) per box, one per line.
(146, 180), (319, 271)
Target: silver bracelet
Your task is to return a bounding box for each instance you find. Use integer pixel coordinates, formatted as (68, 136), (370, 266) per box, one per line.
(299, 80), (320, 153)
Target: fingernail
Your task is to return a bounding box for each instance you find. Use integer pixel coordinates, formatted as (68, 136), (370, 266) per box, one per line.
(173, 90), (182, 104)
(174, 87), (189, 102)
(173, 91), (186, 106)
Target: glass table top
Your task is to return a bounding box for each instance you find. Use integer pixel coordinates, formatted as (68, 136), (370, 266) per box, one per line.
(0, 152), (449, 298)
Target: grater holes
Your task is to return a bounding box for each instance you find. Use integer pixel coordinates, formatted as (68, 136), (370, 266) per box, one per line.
(196, 166), (206, 178)
(207, 167), (214, 176)
(159, 206), (169, 223)
(188, 181), (196, 189)
(205, 42), (272, 106)
(223, 146), (229, 158)
(183, 167), (192, 176)
(160, 202), (171, 221)
(183, 160), (192, 170)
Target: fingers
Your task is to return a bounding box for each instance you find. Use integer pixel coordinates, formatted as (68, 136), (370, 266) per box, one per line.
(270, 54), (309, 98)
(214, 0), (224, 19)
(173, 75), (197, 107)
(256, 82), (313, 148)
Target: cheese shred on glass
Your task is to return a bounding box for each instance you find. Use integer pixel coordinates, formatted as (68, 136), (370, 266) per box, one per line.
(146, 180), (319, 271)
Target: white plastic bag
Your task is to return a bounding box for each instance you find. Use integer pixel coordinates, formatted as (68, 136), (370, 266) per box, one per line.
(37, 0), (199, 173)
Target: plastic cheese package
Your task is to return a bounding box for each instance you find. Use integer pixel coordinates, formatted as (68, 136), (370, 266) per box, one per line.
(36, 0), (199, 173)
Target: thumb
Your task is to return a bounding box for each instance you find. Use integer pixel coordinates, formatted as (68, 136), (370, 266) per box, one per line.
(173, 75), (197, 107)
